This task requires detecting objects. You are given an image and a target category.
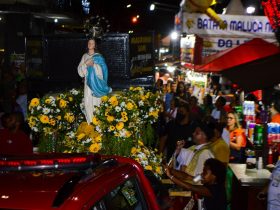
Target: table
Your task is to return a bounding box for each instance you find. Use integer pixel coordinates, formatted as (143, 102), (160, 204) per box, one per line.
(229, 164), (271, 210)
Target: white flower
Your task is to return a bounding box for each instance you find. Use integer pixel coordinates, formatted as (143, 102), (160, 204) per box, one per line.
(96, 126), (102, 133)
(85, 138), (92, 143)
(70, 89), (79, 95)
(37, 106), (42, 110)
(138, 101), (144, 106)
(149, 107), (154, 112)
(120, 102), (126, 107)
(56, 109), (60, 113)
(43, 108), (50, 114)
(115, 106), (121, 112)
(33, 127), (38, 132)
(119, 129), (126, 137)
(67, 131), (75, 138)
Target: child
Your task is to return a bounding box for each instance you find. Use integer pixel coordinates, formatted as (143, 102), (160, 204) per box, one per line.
(165, 158), (227, 210)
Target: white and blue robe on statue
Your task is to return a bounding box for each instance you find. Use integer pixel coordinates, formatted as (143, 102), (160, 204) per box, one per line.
(78, 53), (112, 123)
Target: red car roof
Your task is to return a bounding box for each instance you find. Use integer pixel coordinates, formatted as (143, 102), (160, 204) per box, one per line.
(0, 153), (160, 210)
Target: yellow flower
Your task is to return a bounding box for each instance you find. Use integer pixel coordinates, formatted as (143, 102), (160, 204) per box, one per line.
(125, 130), (131, 138)
(49, 118), (56, 126)
(59, 99), (67, 108)
(28, 116), (36, 127)
(129, 87), (134, 90)
(107, 115), (115, 122)
(64, 113), (75, 123)
(121, 112), (127, 117)
(156, 166), (162, 174)
(94, 134), (102, 142)
(89, 143), (101, 153)
(138, 140), (144, 146)
(149, 110), (159, 118)
(30, 98), (40, 107)
(109, 95), (118, 106)
(126, 102), (134, 110)
(109, 125), (115, 131)
(101, 95), (108, 102)
(145, 93), (150, 99)
(122, 116), (128, 122)
(84, 124), (94, 135)
(68, 96), (73, 102)
(76, 122), (88, 134)
(105, 111), (109, 117)
(77, 133), (86, 141)
(135, 158), (140, 163)
(40, 115), (49, 124)
(145, 165), (153, 171)
(116, 122), (124, 130)
(131, 147), (137, 155)
(92, 117), (99, 125)
(45, 98), (52, 104)
(140, 95), (146, 101)
(114, 132), (120, 137)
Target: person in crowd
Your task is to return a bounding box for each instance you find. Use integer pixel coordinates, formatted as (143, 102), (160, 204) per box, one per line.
(246, 93), (261, 123)
(169, 122), (214, 178)
(258, 159), (280, 210)
(211, 96), (227, 124)
(77, 38), (112, 124)
(0, 112), (9, 129)
(211, 83), (221, 97)
(165, 158), (227, 210)
(174, 81), (190, 106)
(189, 96), (203, 122)
(16, 80), (28, 120)
(224, 94), (240, 113)
(226, 111), (247, 163)
(0, 112), (33, 155)
(208, 122), (230, 165)
(201, 94), (214, 119)
(0, 71), (17, 113)
(159, 103), (197, 162)
(154, 78), (164, 94)
(164, 98), (177, 123)
(164, 81), (177, 112)
(270, 95), (280, 123)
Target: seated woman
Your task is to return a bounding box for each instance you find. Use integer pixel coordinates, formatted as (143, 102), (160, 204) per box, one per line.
(165, 158), (227, 210)
(226, 111), (247, 163)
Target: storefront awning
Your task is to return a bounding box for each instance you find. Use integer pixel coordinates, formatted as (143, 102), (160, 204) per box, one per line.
(193, 38), (280, 92)
(195, 38), (280, 73)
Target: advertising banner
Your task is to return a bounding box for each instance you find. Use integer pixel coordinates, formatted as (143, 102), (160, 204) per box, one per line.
(130, 33), (154, 77)
(181, 12), (277, 56)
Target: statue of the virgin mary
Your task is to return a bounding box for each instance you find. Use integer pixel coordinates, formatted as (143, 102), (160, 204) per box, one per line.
(78, 38), (112, 124)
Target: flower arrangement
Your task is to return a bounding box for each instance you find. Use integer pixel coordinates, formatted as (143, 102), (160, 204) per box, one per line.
(130, 140), (163, 179)
(28, 86), (163, 178)
(124, 87), (160, 147)
(28, 89), (85, 152)
(64, 94), (141, 156)
(124, 87), (160, 125)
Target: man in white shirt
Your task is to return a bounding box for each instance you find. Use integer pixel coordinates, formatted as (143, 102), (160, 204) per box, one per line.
(169, 122), (214, 179)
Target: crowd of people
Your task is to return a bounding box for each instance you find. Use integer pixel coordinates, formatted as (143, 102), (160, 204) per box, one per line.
(154, 77), (280, 210)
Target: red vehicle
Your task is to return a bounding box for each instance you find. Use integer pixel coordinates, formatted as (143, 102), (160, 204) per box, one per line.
(0, 153), (160, 210)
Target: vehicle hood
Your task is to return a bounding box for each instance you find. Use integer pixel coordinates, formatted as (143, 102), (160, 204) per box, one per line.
(0, 171), (78, 209)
